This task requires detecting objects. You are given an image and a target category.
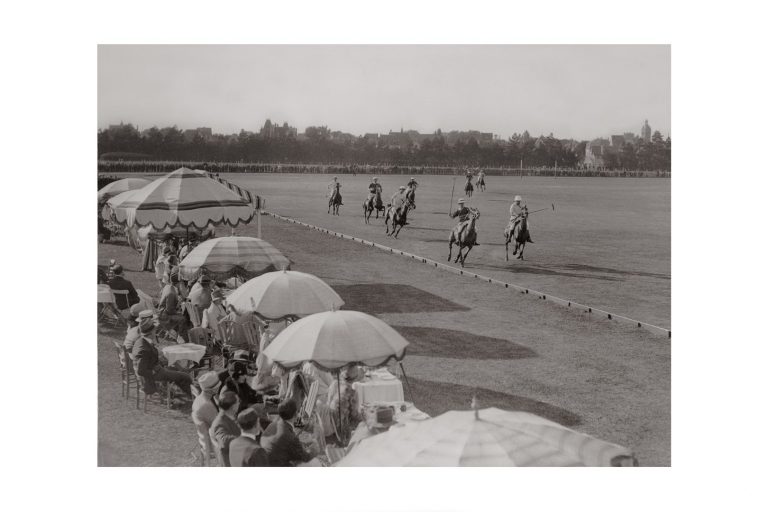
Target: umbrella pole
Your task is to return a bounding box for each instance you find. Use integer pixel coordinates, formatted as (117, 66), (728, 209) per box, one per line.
(399, 362), (416, 407)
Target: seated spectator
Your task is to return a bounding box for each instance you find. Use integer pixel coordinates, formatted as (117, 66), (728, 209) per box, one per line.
(124, 309), (155, 355)
(209, 391), (241, 467)
(108, 264), (139, 311)
(229, 407), (270, 467)
(158, 271), (187, 338)
(218, 350), (261, 413)
(192, 371), (221, 465)
(327, 365), (363, 443)
(178, 235), (198, 260)
(202, 289), (226, 341)
(131, 321), (193, 397)
(189, 275), (213, 310)
(260, 399), (314, 467)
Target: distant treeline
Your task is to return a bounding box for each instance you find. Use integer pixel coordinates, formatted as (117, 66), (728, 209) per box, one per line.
(97, 160), (670, 178)
(98, 124), (671, 171)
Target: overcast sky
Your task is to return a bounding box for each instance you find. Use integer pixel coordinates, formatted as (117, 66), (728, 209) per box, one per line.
(98, 45), (670, 141)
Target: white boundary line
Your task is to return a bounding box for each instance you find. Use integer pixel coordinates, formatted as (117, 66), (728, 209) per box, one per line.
(263, 211), (671, 339)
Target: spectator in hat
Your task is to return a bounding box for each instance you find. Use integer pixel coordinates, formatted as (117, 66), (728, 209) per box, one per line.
(192, 371), (221, 465)
(107, 264), (139, 311)
(158, 271), (187, 338)
(209, 391), (241, 466)
(189, 275), (213, 310)
(261, 399), (314, 467)
(202, 289), (226, 341)
(229, 407), (270, 467)
(131, 321), (193, 397)
(219, 350), (261, 413)
(178, 235), (198, 261)
(327, 365), (363, 443)
(123, 309), (155, 355)
(348, 405), (397, 450)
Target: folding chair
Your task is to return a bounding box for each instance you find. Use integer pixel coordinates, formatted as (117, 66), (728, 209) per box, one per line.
(127, 352), (172, 412)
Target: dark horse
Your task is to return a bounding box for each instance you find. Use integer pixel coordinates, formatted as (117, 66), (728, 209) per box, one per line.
(328, 188), (342, 215)
(504, 207), (530, 260)
(464, 176), (474, 198)
(363, 192), (384, 224)
(385, 198), (414, 238)
(477, 174), (486, 192)
(448, 208), (480, 267)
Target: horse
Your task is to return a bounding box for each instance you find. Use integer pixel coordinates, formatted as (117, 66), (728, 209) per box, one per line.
(464, 177), (474, 198)
(328, 188), (342, 215)
(448, 208), (480, 267)
(385, 198), (414, 238)
(477, 174), (486, 192)
(504, 207), (530, 260)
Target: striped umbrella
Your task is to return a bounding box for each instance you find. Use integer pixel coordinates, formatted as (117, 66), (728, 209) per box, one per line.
(178, 236), (290, 282)
(97, 177), (151, 202)
(225, 270), (342, 320)
(338, 407), (637, 467)
(113, 167), (255, 230)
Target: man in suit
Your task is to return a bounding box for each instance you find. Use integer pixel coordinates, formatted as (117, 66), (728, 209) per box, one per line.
(209, 391), (241, 467)
(108, 264), (139, 311)
(229, 407), (270, 467)
(131, 322), (193, 397)
(189, 275), (213, 311)
(260, 399), (314, 467)
(192, 371), (220, 466)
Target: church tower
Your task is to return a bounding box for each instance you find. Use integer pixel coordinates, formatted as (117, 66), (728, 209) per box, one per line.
(641, 120), (651, 142)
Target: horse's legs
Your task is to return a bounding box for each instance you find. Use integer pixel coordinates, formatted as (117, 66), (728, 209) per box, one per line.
(461, 244), (474, 266)
(448, 238), (453, 261)
(505, 234), (510, 261)
(517, 242), (525, 259)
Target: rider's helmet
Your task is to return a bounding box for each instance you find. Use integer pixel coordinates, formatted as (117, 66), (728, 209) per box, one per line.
(333, 176), (338, 180)
(399, 185), (406, 190)
(514, 195), (522, 202)
(458, 198), (465, 204)
(373, 177), (378, 181)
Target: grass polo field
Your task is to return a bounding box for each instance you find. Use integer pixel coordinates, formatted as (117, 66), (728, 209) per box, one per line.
(98, 173), (670, 466)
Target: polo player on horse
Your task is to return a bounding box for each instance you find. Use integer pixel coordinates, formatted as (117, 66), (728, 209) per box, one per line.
(509, 195), (533, 243)
(328, 176), (343, 205)
(449, 198), (477, 244)
(387, 185), (408, 223)
(368, 177), (383, 210)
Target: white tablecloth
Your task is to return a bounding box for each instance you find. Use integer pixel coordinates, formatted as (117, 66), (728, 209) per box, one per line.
(162, 343), (207, 365)
(353, 369), (404, 405)
(97, 284), (114, 304)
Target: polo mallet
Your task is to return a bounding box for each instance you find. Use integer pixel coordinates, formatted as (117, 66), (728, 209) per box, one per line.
(448, 176), (456, 214)
(527, 203), (555, 215)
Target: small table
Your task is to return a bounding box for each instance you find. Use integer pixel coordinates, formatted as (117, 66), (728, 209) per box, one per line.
(162, 343), (207, 366)
(353, 368), (404, 406)
(97, 284), (114, 304)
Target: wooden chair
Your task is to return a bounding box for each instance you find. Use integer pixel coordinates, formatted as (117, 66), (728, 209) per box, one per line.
(184, 300), (202, 328)
(116, 343), (137, 399)
(109, 289), (132, 328)
(218, 320), (250, 366)
(186, 326), (215, 371)
(127, 351), (172, 412)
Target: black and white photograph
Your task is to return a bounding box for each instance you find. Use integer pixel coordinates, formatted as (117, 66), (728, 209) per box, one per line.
(6, 1), (768, 511)
(96, 44), (670, 467)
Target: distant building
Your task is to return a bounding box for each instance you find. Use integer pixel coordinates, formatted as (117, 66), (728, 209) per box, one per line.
(641, 120), (651, 142)
(584, 138), (613, 168)
(182, 127), (214, 142)
(610, 135), (625, 148)
(261, 119), (297, 139)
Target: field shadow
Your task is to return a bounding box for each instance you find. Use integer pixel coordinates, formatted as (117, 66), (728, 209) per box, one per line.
(409, 226), (449, 232)
(334, 284), (470, 314)
(467, 262), (623, 282)
(407, 377), (581, 427)
(554, 263), (670, 280)
(393, 326), (536, 360)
